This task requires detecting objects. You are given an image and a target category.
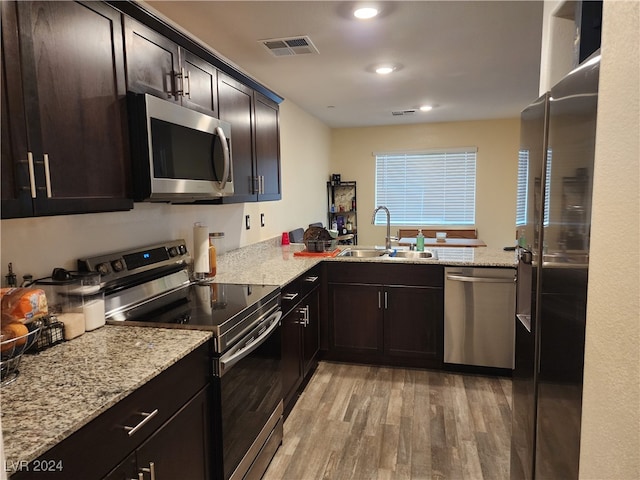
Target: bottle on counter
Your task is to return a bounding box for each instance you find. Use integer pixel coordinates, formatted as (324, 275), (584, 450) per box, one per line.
(208, 232), (225, 278)
(518, 228), (527, 248)
(416, 230), (425, 252)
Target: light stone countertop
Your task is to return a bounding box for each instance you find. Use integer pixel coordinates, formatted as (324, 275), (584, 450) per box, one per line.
(0, 325), (212, 474)
(213, 238), (517, 287)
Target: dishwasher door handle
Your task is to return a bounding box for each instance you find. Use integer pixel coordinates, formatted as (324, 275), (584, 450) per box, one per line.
(446, 274), (516, 283)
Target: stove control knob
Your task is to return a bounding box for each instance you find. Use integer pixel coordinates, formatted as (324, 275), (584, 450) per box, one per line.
(96, 262), (111, 276)
(168, 246), (178, 257)
(178, 244), (187, 255)
(111, 259), (125, 272)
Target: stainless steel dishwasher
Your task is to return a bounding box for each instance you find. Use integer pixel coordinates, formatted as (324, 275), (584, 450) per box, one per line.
(444, 267), (516, 369)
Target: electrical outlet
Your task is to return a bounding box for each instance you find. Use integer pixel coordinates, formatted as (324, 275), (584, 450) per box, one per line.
(260, 213), (265, 227)
(245, 215), (250, 230)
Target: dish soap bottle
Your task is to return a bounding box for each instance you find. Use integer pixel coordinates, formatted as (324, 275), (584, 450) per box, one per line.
(416, 230), (425, 252)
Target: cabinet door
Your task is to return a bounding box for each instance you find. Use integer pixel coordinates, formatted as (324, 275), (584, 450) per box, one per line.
(281, 306), (303, 412)
(104, 387), (211, 480)
(329, 284), (384, 359)
(218, 73), (255, 202)
(1, 1), (32, 218)
(15, 1), (131, 216)
(135, 387), (211, 480)
(254, 92), (281, 201)
(301, 287), (320, 376)
(124, 16), (179, 100)
(384, 286), (443, 367)
(180, 48), (218, 116)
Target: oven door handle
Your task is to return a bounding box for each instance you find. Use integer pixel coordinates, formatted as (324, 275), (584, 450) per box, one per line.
(219, 310), (282, 374)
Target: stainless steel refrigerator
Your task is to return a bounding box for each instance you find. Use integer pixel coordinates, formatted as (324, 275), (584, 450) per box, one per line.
(510, 52), (600, 480)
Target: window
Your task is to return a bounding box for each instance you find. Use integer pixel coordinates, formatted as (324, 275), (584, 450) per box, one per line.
(374, 148), (476, 225)
(516, 150), (529, 226)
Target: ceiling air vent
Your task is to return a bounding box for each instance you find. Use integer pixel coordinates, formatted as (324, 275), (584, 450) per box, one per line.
(392, 110), (417, 116)
(260, 36), (319, 57)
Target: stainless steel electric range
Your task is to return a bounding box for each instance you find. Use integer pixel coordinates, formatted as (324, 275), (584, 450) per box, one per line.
(78, 240), (283, 480)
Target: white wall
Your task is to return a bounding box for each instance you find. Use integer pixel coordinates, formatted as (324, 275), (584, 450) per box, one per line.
(539, 0), (579, 93)
(330, 118), (521, 248)
(0, 99), (331, 281)
(579, 1), (640, 478)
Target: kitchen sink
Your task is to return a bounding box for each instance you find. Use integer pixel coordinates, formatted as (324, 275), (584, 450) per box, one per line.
(338, 249), (388, 258)
(391, 250), (435, 259)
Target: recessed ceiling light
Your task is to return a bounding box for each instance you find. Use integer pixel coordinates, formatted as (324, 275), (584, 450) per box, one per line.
(420, 105), (433, 112)
(354, 7), (379, 19)
(375, 65), (395, 75)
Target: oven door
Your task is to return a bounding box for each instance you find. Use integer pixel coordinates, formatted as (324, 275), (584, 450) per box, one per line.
(212, 308), (283, 480)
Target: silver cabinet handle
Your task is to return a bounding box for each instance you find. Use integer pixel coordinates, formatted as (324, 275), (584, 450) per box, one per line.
(43, 153), (52, 198)
(183, 67), (191, 98)
(259, 175), (265, 194)
(26, 151), (36, 198)
(384, 291), (388, 310)
(378, 291), (382, 309)
(282, 292), (299, 301)
(216, 126), (230, 191)
(446, 274), (515, 283)
(136, 473), (144, 480)
(141, 462), (156, 480)
(297, 305), (309, 326)
(123, 409), (159, 436)
(303, 276), (319, 283)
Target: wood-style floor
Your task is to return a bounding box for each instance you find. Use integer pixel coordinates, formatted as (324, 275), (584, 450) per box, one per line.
(264, 361), (512, 480)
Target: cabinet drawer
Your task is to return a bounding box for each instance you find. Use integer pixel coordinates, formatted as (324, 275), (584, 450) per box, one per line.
(12, 342), (211, 479)
(281, 266), (322, 316)
(299, 266), (321, 297)
(328, 262), (443, 287)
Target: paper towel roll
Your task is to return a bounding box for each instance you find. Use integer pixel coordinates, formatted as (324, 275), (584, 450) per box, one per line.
(194, 223), (209, 275)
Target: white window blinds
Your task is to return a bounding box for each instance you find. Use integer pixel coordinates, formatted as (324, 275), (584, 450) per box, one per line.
(516, 150), (529, 226)
(374, 148), (477, 225)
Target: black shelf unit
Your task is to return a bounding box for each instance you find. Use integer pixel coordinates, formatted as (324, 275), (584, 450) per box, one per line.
(327, 181), (357, 245)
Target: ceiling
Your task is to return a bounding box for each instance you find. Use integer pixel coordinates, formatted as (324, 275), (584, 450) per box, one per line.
(146, 1), (544, 128)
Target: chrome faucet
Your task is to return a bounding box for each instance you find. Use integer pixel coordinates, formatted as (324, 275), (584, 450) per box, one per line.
(371, 206), (392, 250)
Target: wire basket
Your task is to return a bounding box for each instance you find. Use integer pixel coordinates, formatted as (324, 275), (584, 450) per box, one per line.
(304, 239), (338, 252)
(30, 315), (65, 352)
(1, 320), (42, 386)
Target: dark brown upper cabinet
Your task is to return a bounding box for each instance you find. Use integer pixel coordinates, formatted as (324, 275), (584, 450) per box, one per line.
(124, 17), (218, 117)
(217, 73), (281, 203)
(1, 1), (132, 219)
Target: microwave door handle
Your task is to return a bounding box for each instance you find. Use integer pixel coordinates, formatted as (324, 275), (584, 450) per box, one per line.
(216, 126), (230, 190)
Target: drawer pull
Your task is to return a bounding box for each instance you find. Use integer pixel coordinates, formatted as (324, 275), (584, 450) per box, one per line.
(141, 462), (156, 480)
(124, 409), (158, 437)
(282, 292), (299, 301)
(303, 276), (319, 283)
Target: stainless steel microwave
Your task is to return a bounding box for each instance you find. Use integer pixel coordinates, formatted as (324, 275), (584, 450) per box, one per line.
(128, 93), (233, 202)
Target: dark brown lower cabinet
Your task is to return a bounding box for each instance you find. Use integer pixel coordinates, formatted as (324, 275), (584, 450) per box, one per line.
(11, 343), (211, 480)
(281, 268), (321, 416)
(327, 263), (443, 369)
(104, 386), (211, 480)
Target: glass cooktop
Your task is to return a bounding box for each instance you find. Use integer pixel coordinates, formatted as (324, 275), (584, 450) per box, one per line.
(109, 282), (280, 332)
